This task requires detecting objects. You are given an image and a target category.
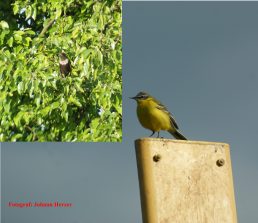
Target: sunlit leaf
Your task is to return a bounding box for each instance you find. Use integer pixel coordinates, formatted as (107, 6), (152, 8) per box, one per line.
(0, 21), (9, 29)
(26, 5), (32, 20)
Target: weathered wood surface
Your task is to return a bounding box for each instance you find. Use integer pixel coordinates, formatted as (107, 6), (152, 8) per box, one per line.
(135, 138), (237, 223)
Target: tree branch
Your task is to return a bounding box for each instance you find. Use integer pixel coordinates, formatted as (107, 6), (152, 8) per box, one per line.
(38, 18), (55, 37)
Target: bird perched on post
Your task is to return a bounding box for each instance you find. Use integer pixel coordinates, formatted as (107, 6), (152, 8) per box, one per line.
(130, 91), (187, 140)
(59, 52), (71, 76)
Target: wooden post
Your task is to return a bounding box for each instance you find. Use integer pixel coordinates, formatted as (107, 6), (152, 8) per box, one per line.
(135, 138), (238, 223)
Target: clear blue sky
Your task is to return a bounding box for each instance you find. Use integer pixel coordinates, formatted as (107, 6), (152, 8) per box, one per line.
(2, 2), (258, 223)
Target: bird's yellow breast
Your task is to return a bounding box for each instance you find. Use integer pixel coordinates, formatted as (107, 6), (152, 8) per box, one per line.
(136, 99), (172, 132)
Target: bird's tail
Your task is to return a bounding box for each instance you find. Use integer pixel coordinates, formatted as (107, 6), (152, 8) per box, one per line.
(169, 129), (187, 140)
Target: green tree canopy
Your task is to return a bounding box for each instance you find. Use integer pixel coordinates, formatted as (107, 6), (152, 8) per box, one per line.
(0, 0), (122, 141)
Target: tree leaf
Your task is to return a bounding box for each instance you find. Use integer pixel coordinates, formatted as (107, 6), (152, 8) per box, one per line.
(0, 21), (9, 29)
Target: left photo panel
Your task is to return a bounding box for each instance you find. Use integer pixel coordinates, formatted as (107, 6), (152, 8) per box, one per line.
(0, 1), (122, 142)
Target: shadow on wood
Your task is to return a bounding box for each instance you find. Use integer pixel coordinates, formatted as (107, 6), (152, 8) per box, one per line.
(135, 138), (238, 223)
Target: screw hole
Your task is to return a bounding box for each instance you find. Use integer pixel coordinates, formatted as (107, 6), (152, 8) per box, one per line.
(153, 154), (161, 162)
(216, 159), (225, 167)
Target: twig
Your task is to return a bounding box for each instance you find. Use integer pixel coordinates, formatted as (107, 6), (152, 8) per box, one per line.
(38, 18), (56, 37)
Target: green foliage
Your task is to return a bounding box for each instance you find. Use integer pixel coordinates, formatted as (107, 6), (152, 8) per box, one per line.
(0, 0), (122, 141)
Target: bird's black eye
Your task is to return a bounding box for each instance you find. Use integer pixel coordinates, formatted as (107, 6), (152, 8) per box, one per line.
(139, 95), (148, 99)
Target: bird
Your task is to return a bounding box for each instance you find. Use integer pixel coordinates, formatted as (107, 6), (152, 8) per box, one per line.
(130, 91), (187, 140)
(59, 52), (71, 76)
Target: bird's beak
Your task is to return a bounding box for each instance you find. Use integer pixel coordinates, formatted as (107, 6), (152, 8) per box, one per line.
(129, 96), (137, 100)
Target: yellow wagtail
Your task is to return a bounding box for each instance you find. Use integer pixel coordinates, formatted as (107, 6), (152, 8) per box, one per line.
(130, 92), (187, 140)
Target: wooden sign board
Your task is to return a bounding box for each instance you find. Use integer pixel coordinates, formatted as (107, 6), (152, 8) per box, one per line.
(135, 138), (237, 223)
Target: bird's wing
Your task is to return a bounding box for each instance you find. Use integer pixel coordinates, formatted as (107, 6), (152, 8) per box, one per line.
(169, 114), (179, 129)
(156, 102), (179, 130)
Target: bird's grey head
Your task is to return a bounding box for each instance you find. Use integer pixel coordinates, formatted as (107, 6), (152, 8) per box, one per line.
(59, 52), (67, 61)
(130, 92), (150, 101)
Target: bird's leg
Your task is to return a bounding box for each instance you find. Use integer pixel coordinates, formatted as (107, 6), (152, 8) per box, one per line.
(157, 132), (160, 138)
(149, 131), (155, 137)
